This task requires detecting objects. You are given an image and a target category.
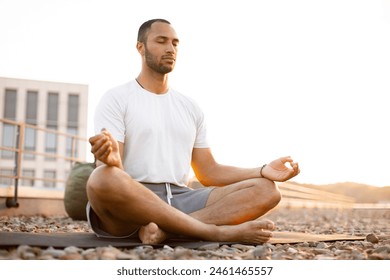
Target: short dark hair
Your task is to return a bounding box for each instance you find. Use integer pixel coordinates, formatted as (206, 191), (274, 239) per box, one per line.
(137, 19), (171, 43)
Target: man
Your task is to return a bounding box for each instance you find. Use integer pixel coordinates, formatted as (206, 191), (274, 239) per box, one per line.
(87, 19), (300, 244)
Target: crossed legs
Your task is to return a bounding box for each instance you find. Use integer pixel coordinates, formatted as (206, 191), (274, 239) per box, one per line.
(193, 178), (281, 225)
(86, 165), (281, 244)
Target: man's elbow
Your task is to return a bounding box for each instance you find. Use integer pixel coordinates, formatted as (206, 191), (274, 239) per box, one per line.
(197, 177), (213, 187)
(197, 174), (226, 187)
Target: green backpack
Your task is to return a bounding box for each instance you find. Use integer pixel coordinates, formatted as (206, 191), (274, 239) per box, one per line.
(64, 162), (95, 220)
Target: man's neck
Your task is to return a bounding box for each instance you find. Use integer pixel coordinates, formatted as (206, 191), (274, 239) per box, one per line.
(136, 71), (169, 94)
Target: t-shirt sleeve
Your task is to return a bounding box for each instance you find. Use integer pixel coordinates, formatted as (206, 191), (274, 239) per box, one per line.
(93, 89), (126, 143)
(193, 106), (210, 148)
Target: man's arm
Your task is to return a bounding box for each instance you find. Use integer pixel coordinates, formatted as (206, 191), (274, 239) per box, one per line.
(191, 148), (262, 187)
(191, 148), (300, 187)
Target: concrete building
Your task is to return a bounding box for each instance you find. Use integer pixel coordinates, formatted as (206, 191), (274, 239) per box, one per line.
(0, 77), (88, 190)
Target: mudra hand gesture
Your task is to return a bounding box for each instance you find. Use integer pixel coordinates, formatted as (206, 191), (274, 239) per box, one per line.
(262, 156), (300, 182)
(89, 129), (123, 169)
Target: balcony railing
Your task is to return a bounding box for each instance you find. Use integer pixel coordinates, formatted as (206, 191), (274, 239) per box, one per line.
(0, 118), (88, 208)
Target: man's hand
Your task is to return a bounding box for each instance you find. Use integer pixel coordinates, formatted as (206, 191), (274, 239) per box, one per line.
(89, 129), (123, 169)
(262, 156), (300, 182)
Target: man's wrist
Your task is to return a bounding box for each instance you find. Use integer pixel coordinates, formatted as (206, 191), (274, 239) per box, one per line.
(259, 164), (267, 178)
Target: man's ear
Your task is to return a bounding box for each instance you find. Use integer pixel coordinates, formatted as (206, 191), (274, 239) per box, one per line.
(136, 41), (145, 55)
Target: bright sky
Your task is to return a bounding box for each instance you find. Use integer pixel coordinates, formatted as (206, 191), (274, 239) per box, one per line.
(0, 0), (389, 187)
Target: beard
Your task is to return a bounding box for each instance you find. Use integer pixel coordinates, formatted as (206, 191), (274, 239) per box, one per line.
(144, 46), (174, 74)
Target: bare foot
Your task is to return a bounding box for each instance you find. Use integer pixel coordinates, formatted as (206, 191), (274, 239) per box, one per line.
(219, 219), (275, 244)
(138, 222), (168, 244)
(139, 220), (275, 245)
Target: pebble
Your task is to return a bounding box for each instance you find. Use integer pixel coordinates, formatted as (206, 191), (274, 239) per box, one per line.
(81, 248), (99, 260)
(198, 243), (220, 250)
(42, 247), (66, 258)
(373, 246), (390, 254)
(313, 248), (330, 255)
(316, 242), (328, 249)
(287, 247), (298, 254)
(231, 244), (255, 251)
(314, 255), (335, 260)
(366, 233), (380, 243)
(0, 208), (389, 260)
(253, 246), (271, 258)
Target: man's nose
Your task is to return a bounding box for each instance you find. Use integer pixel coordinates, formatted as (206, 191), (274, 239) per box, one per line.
(165, 43), (175, 54)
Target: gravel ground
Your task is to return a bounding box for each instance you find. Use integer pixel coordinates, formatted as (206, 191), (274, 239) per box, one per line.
(0, 207), (389, 260)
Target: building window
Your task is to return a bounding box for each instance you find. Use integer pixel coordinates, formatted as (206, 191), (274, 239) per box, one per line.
(67, 94), (79, 126)
(24, 127), (36, 160)
(24, 91), (38, 160)
(3, 89), (17, 120)
(66, 94), (79, 158)
(43, 170), (56, 188)
(1, 89), (17, 159)
(66, 127), (78, 158)
(46, 92), (58, 127)
(45, 92), (58, 160)
(26, 91), (38, 125)
(0, 168), (13, 186)
(22, 169), (35, 187)
(45, 129), (57, 160)
(1, 124), (17, 159)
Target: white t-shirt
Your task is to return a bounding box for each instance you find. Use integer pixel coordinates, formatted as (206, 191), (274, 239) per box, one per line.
(94, 80), (209, 186)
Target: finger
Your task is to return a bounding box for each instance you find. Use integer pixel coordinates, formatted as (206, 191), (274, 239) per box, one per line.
(90, 135), (109, 154)
(101, 129), (117, 144)
(91, 141), (111, 161)
(93, 141), (112, 159)
(89, 134), (103, 145)
(95, 148), (112, 163)
(292, 163), (300, 176)
(97, 146), (112, 161)
(90, 128), (108, 142)
(296, 164), (301, 175)
(281, 156), (293, 164)
(89, 132), (109, 146)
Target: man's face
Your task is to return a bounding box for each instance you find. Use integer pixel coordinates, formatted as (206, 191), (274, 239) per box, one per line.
(143, 22), (179, 74)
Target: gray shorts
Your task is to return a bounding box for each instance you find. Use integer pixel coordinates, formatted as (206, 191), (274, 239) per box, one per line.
(86, 182), (214, 239)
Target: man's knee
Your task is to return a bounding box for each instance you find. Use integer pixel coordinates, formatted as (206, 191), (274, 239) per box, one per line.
(86, 165), (120, 198)
(253, 178), (281, 209)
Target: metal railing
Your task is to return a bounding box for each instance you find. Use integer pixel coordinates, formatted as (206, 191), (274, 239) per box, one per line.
(0, 118), (88, 208)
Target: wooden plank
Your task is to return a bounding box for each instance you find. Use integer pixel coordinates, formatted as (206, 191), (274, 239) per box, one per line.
(0, 186), (64, 199)
(0, 197), (67, 216)
(278, 197), (353, 208)
(279, 182), (355, 203)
